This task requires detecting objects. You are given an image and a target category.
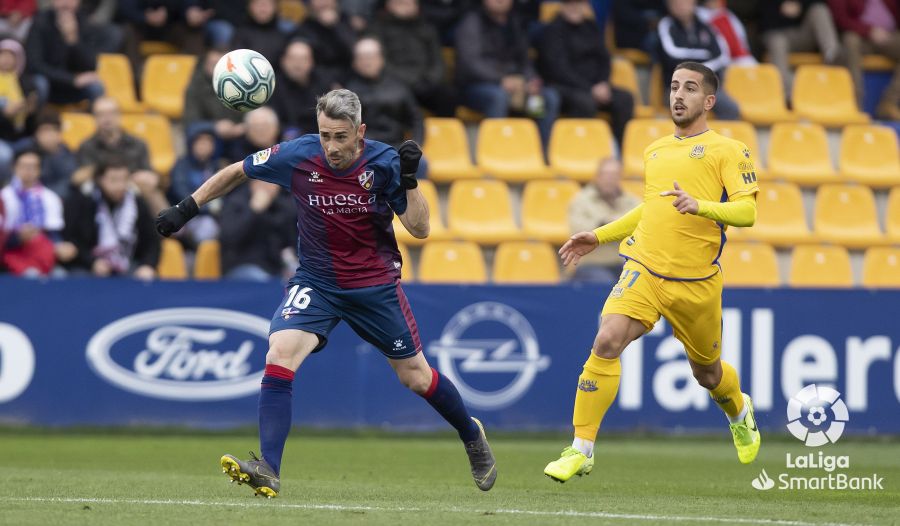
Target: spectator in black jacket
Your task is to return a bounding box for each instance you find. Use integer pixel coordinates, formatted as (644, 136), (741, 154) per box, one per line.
(118, 0), (207, 75)
(539, 0), (634, 146)
(21, 111), (78, 200)
(369, 0), (457, 117)
(455, 0), (561, 144)
(185, 0), (247, 47)
(182, 47), (245, 144)
(657, 0), (741, 120)
(420, 0), (472, 44)
(611, 0), (667, 52)
(270, 40), (333, 141)
(77, 97), (151, 173)
(292, 0), (358, 83)
(62, 159), (160, 280)
(219, 179), (295, 281)
(167, 123), (221, 245)
(232, 0), (290, 69)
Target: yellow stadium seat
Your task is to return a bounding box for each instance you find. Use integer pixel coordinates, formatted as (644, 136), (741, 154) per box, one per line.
(718, 242), (780, 287)
(140, 54), (197, 119)
(621, 179), (644, 200)
(521, 179), (580, 243)
(193, 239), (221, 280)
(723, 64), (795, 125)
(121, 113), (176, 177)
(392, 180), (447, 246)
(792, 65), (870, 127)
(493, 241), (561, 284)
(788, 245), (853, 288)
(648, 63), (667, 115)
(60, 112), (96, 151)
(862, 247), (900, 288)
(447, 180), (522, 244)
(767, 123), (838, 186)
(712, 120), (763, 169)
(139, 41), (178, 56)
(839, 125), (900, 188)
(610, 57), (655, 118)
(423, 118), (480, 183)
(548, 119), (615, 181)
(397, 243), (413, 281)
(279, 0), (307, 23)
(885, 187), (900, 243)
(418, 241), (487, 284)
(158, 238), (187, 280)
(476, 118), (552, 181)
(97, 54), (143, 113)
(814, 184), (884, 248)
(728, 182), (811, 247)
(622, 119), (671, 179)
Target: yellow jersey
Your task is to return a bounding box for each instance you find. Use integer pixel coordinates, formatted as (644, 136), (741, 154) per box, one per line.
(619, 129), (759, 280)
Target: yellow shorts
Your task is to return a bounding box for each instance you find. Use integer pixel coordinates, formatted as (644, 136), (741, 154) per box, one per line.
(601, 259), (723, 365)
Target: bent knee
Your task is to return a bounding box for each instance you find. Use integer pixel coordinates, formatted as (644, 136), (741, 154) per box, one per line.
(693, 368), (720, 390)
(592, 329), (629, 359)
(398, 368), (434, 395)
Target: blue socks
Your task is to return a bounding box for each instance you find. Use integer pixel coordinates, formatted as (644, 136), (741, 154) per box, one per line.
(421, 368), (480, 443)
(258, 364), (294, 475)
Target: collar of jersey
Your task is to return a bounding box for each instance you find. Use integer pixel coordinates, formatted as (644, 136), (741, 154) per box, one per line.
(673, 128), (711, 140)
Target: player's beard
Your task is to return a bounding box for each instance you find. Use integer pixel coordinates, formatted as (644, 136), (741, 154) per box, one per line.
(671, 104), (703, 128)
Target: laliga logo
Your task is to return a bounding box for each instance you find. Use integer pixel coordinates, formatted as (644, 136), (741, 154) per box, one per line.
(86, 308), (269, 401)
(427, 302), (550, 410)
(786, 384), (849, 447)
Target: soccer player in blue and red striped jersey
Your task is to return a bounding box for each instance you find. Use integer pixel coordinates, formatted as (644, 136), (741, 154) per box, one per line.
(155, 89), (496, 496)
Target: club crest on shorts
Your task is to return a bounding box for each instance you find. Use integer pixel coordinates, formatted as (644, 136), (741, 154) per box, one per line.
(689, 145), (705, 159)
(358, 170), (374, 190)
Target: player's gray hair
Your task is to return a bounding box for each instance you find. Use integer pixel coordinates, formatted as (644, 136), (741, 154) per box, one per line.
(316, 89), (362, 129)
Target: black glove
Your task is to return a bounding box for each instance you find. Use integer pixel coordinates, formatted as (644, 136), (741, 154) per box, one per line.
(155, 196), (199, 237)
(398, 140), (422, 189)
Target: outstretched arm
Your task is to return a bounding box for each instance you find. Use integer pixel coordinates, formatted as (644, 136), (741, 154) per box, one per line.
(661, 181), (756, 227)
(156, 161), (247, 237)
(560, 203), (644, 267)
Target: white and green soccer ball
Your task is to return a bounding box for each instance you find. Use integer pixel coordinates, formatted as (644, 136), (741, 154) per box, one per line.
(212, 49), (275, 112)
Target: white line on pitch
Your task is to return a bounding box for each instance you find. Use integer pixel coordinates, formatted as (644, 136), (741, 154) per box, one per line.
(1, 496), (867, 526)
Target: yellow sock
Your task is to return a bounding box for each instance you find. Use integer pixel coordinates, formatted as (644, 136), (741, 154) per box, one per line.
(573, 352), (621, 441)
(709, 361), (745, 418)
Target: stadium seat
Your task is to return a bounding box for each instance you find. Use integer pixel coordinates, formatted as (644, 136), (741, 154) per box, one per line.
(97, 54), (143, 113)
(718, 242), (780, 287)
(648, 63), (667, 115)
(422, 118), (480, 183)
(610, 57), (655, 118)
(193, 240), (221, 280)
(60, 112), (96, 151)
(138, 41), (178, 56)
(120, 114), (177, 176)
(885, 187), (900, 243)
(712, 120), (764, 170)
(792, 65), (870, 126)
(767, 123), (838, 186)
(447, 180), (522, 244)
(622, 119), (671, 178)
(476, 119), (552, 181)
(814, 184), (884, 248)
(723, 64), (795, 125)
(727, 182), (811, 247)
(839, 125), (900, 188)
(397, 243), (413, 282)
(158, 239), (187, 280)
(521, 179), (580, 243)
(418, 241), (487, 284)
(788, 245), (853, 288)
(392, 180), (447, 246)
(279, 0), (306, 23)
(493, 241), (561, 284)
(140, 54), (197, 119)
(548, 119), (615, 181)
(862, 247), (900, 288)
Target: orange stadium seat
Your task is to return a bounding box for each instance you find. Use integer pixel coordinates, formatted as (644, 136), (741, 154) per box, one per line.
(397, 243), (413, 281)
(718, 242), (780, 287)
(792, 65), (870, 126)
(610, 57), (655, 118)
(447, 180), (522, 244)
(476, 119), (552, 181)
(97, 54), (143, 113)
(158, 239), (187, 280)
(193, 240), (221, 280)
(862, 247), (900, 288)
(723, 64), (795, 125)
(712, 120), (763, 169)
(493, 241), (561, 284)
(767, 123), (838, 186)
(521, 179), (580, 244)
(60, 112), (96, 151)
(422, 118), (480, 183)
(788, 245), (854, 288)
(140, 54), (197, 119)
(418, 241), (487, 284)
(121, 113), (176, 176)
(548, 119), (615, 181)
(392, 180), (447, 246)
(839, 125), (900, 188)
(814, 184), (884, 248)
(622, 119), (671, 178)
(885, 187), (900, 243)
(728, 182), (811, 247)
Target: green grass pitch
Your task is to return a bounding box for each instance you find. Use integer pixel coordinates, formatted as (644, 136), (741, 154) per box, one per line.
(1, 430), (897, 525)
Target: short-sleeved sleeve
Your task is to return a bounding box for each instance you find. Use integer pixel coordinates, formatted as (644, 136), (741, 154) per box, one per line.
(242, 142), (294, 189)
(382, 151), (408, 215)
(721, 141), (760, 200)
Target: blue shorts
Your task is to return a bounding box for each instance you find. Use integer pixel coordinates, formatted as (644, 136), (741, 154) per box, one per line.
(269, 278), (423, 359)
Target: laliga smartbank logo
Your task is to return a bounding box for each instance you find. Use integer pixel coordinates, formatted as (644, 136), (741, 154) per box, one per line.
(751, 384), (883, 491)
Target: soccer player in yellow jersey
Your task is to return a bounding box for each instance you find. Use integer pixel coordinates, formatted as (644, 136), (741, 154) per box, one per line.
(544, 62), (761, 483)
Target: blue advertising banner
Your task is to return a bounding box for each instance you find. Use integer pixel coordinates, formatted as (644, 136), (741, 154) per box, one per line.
(0, 277), (898, 433)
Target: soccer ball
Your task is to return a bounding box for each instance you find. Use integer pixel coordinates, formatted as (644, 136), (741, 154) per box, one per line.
(212, 49), (275, 112)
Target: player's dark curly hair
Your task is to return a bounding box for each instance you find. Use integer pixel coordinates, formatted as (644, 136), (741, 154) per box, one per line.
(674, 62), (719, 95)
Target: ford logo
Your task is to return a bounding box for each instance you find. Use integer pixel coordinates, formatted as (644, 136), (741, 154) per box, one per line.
(86, 308), (269, 401)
